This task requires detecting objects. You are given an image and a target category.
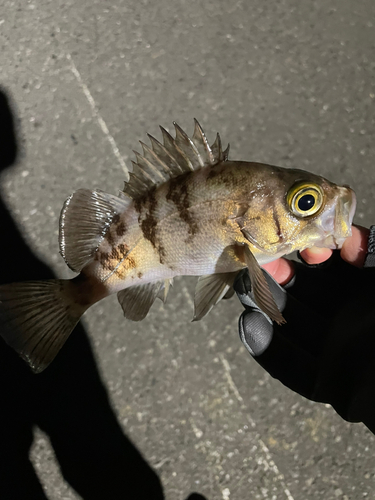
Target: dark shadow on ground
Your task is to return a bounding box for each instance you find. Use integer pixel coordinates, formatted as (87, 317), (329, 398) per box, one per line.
(0, 88), (207, 500)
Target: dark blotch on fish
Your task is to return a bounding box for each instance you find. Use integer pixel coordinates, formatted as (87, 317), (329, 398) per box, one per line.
(221, 172), (236, 188)
(137, 188), (166, 263)
(166, 173), (198, 241)
(206, 166), (222, 180)
(105, 229), (115, 246)
(140, 214), (166, 263)
(114, 254), (137, 279)
(116, 221), (127, 237)
(207, 165), (236, 188)
(111, 247), (121, 260)
(99, 251), (113, 271)
(118, 243), (129, 256)
(125, 256), (136, 269)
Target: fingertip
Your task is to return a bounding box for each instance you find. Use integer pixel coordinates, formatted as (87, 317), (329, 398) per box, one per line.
(341, 225), (370, 267)
(262, 258), (294, 286)
(299, 247), (333, 265)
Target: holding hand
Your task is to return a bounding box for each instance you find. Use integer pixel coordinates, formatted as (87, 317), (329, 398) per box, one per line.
(234, 226), (375, 433)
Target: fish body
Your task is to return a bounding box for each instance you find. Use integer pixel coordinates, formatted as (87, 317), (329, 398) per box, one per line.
(0, 121), (356, 372)
(76, 160), (354, 288)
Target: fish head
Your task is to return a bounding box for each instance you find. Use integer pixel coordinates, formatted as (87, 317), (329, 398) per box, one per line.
(275, 169), (357, 253)
(304, 183), (357, 250)
(237, 165), (356, 259)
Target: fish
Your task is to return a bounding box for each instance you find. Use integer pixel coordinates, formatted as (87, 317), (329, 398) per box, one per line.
(0, 120), (356, 373)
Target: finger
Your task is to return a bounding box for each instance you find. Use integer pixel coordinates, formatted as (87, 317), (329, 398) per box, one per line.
(261, 224), (370, 284)
(262, 258), (294, 286)
(239, 310), (274, 356)
(340, 225), (370, 267)
(299, 247), (333, 265)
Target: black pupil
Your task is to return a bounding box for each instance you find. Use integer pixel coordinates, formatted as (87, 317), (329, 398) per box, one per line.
(298, 194), (315, 211)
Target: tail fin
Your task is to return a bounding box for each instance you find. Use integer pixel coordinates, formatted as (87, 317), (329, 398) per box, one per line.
(0, 280), (86, 373)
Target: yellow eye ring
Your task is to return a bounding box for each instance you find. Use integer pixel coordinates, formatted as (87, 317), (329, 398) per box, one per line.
(287, 183), (324, 218)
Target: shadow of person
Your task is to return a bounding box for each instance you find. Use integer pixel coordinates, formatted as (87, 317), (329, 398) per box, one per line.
(0, 88), (167, 500)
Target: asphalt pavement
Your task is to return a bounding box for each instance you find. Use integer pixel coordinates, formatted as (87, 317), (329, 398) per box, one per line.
(1, 1), (375, 499)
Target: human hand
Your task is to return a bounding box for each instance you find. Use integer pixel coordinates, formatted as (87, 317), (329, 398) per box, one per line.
(261, 225), (370, 285)
(234, 225), (375, 431)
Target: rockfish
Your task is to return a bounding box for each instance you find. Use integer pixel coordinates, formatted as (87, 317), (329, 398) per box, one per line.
(0, 120), (356, 372)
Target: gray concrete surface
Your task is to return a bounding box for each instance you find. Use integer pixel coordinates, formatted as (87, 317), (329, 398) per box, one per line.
(1, 0), (375, 499)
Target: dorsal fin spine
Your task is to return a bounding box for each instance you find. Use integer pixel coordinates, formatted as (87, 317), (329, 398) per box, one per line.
(223, 144), (230, 161)
(123, 121), (229, 200)
(173, 122), (204, 168)
(138, 144), (167, 181)
(128, 169), (150, 193)
(147, 134), (181, 176)
(129, 163), (149, 186)
(192, 118), (215, 165)
(160, 126), (191, 172)
(133, 151), (165, 183)
(141, 140), (171, 178)
(211, 133), (223, 161)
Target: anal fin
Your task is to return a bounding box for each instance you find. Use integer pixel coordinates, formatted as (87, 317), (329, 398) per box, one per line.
(117, 281), (165, 321)
(157, 278), (173, 303)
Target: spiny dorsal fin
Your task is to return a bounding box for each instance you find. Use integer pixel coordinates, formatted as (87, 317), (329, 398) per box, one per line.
(192, 118), (216, 165)
(122, 120), (229, 199)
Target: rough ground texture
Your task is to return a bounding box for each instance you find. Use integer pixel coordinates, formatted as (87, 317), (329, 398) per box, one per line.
(1, 1), (375, 499)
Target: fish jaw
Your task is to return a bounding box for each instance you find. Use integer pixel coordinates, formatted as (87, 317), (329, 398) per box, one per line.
(313, 186), (356, 249)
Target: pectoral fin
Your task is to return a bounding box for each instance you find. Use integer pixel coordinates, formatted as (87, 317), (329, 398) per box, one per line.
(193, 272), (238, 321)
(242, 246), (286, 325)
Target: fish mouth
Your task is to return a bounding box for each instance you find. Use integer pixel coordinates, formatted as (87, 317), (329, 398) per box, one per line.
(317, 187), (357, 249)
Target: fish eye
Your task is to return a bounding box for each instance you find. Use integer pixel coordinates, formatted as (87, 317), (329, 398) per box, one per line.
(287, 183), (324, 218)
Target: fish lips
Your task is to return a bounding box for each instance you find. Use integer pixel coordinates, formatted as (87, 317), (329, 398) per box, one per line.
(316, 187), (357, 249)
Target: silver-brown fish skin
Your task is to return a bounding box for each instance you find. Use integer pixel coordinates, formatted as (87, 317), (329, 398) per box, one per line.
(0, 121), (356, 372)
(80, 161), (354, 286)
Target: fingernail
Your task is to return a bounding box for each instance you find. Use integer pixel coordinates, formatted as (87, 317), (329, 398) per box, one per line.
(301, 247), (332, 264)
(305, 246), (327, 254)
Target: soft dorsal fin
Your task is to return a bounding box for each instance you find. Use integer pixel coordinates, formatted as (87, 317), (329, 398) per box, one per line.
(59, 189), (131, 272)
(123, 119), (229, 199)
